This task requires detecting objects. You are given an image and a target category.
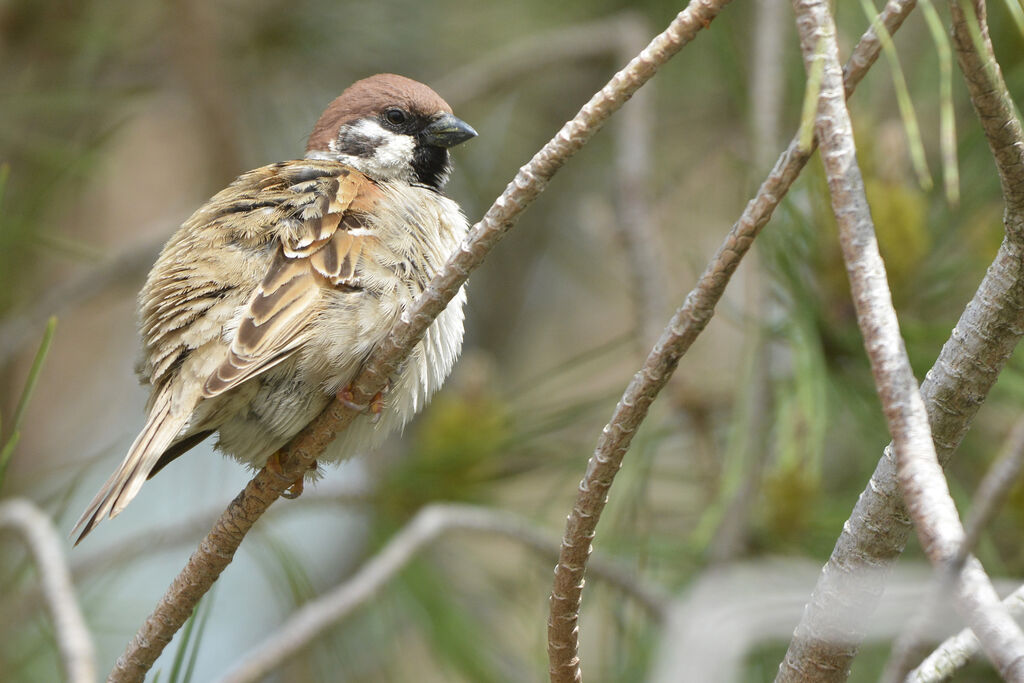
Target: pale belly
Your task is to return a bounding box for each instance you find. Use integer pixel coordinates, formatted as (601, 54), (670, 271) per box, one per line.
(209, 284), (467, 470)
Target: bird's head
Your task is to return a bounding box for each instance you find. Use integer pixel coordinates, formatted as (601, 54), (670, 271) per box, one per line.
(305, 73), (477, 191)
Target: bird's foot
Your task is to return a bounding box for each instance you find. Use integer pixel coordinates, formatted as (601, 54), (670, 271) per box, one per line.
(336, 385), (368, 412)
(266, 451), (311, 499)
(337, 381), (390, 424)
(282, 476), (306, 499)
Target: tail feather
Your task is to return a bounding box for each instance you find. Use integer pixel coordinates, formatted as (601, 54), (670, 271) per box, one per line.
(72, 390), (189, 544)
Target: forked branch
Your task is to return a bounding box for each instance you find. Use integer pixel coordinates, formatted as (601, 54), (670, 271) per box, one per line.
(777, 0), (1024, 679)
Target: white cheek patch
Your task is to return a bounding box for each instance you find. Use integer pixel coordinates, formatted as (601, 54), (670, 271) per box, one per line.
(329, 119), (417, 183)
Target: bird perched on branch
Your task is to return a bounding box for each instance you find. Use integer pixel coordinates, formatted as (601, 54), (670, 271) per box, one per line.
(73, 74), (477, 543)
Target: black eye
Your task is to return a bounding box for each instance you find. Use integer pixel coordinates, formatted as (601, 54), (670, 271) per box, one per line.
(384, 108), (409, 126)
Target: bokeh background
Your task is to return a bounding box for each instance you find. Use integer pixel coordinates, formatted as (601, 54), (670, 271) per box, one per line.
(2, 0), (1024, 681)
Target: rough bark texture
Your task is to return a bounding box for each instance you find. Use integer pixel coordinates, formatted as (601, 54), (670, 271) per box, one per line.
(545, 2), (918, 680)
(776, 0), (1024, 680)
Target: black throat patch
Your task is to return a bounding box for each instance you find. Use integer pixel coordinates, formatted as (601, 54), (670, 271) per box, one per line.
(412, 144), (451, 191)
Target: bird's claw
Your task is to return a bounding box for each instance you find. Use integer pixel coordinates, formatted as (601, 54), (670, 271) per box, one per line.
(265, 451), (309, 499)
(337, 382), (390, 424)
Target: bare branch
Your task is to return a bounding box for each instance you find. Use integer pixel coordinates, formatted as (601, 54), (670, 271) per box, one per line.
(959, 416), (1024, 567)
(612, 13), (668, 348)
(750, 0), (789, 166)
(883, 416), (1024, 682)
(707, 0), (789, 564)
(217, 503), (666, 683)
(949, 0), (1024, 219)
(110, 2), (734, 680)
(908, 584), (1024, 682)
(446, 11), (670, 349)
(0, 499), (95, 683)
(648, 560), (1024, 683)
(434, 16), (631, 107)
(778, 0), (1024, 678)
(1, 485), (368, 631)
(781, 0), (1024, 680)
(548, 1), (917, 681)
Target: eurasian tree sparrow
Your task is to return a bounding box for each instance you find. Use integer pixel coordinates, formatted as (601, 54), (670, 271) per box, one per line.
(73, 74), (477, 543)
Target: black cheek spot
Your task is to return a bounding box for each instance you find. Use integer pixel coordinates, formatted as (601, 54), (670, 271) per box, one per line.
(337, 129), (381, 157)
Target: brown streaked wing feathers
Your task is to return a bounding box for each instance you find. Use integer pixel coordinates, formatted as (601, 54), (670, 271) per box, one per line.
(202, 169), (379, 399)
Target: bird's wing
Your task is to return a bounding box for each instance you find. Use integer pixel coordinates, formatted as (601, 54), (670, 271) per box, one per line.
(72, 161), (381, 543)
(201, 165), (381, 398)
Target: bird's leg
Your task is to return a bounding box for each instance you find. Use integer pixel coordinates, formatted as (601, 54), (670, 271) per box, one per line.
(265, 451), (310, 499)
(336, 385), (369, 412)
(337, 380), (391, 424)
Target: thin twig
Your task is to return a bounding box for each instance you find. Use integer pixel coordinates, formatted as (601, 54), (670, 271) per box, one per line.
(777, 0), (1024, 677)
(548, 1), (916, 681)
(949, 0), (1024, 219)
(648, 560), (1024, 683)
(111, 2), (733, 680)
(217, 503), (667, 683)
(545, 5), (747, 683)
(0, 499), (95, 683)
(908, 584), (1024, 682)
(613, 12), (668, 349)
(1, 485), (370, 632)
(883, 416), (1024, 681)
(707, 0), (789, 564)
(443, 12), (670, 349)
(433, 16), (631, 108)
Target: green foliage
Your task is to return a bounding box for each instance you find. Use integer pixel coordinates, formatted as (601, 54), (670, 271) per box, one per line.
(376, 390), (511, 521)
(0, 316), (56, 490)
(864, 177), (930, 287)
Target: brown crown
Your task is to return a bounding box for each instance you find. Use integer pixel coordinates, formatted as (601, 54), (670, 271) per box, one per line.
(306, 74), (454, 154)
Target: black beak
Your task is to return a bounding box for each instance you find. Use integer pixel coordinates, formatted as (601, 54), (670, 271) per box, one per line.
(420, 113), (478, 148)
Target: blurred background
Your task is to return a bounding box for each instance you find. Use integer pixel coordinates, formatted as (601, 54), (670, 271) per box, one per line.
(2, 0), (1024, 680)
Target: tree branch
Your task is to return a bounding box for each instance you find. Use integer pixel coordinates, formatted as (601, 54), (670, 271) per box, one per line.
(883, 415), (1024, 682)
(0, 499), (95, 683)
(217, 503), (667, 683)
(612, 13), (668, 349)
(949, 0), (1024, 219)
(908, 583), (1024, 682)
(110, 2), (734, 680)
(547, 1), (917, 681)
(785, 0), (1024, 678)
(777, 0), (1024, 678)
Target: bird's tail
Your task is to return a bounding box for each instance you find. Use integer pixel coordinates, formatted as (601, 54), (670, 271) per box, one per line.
(72, 388), (189, 544)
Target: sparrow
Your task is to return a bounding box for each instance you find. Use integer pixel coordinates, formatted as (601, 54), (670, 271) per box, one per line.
(72, 74), (477, 543)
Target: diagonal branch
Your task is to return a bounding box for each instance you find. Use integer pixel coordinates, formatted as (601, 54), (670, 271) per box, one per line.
(782, 0), (1024, 679)
(546, 2), (917, 681)
(949, 0), (1024, 219)
(908, 583), (1024, 682)
(0, 499), (95, 683)
(777, 0), (1024, 679)
(109, 1), (734, 680)
(218, 503), (668, 683)
(883, 415), (1024, 682)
